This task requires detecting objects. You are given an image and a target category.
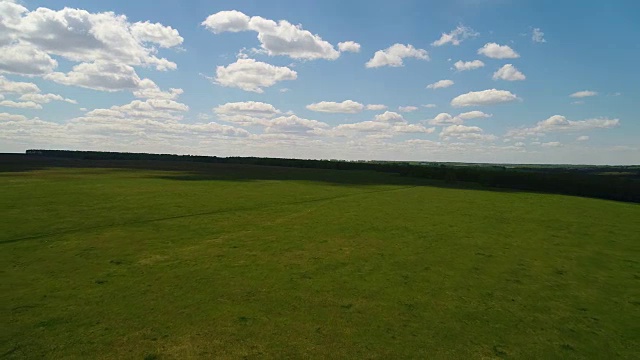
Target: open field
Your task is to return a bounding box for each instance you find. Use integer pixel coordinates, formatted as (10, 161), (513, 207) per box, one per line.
(1, 155), (639, 359)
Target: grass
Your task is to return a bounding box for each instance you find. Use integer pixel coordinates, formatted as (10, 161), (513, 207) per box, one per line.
(1, 157), (639, 359)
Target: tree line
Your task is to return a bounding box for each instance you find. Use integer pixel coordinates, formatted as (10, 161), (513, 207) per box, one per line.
(25, 149), (640, 203)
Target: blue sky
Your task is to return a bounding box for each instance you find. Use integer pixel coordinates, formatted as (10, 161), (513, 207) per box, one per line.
(0, 0), (638, 164)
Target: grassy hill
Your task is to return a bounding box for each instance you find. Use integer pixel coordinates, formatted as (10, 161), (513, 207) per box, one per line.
(1, 155), (639, 359)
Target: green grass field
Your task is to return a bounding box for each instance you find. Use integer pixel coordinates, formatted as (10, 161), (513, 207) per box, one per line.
(1, 156), (639, 359)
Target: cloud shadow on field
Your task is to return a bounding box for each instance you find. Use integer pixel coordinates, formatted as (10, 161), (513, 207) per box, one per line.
(0, 153), (511, 192)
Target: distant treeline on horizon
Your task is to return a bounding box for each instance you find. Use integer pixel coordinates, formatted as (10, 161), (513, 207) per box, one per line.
(25, 149), (640, 203)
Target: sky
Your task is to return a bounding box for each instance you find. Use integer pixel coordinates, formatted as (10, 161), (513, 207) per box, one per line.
(0, 0), (638, 164)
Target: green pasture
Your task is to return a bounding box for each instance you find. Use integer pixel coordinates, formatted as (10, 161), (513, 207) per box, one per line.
(1, 158), (638, 359)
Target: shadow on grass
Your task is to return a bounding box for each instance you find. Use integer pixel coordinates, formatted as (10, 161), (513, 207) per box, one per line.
(0, 153), (518, 193)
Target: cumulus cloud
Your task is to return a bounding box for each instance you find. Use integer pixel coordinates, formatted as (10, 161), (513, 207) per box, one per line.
(264, 115), (329, 134)
(133, 79), (183, 100)
(214, 58), (297, 93)
(333, 111), (434, 136)
(365, 44), (429, 68)
(45, 61), (142, 91)
(428, 111), (491, 125)
(506, 115), (620, 138)
(427, 79), (454, 89)
(19, 93), (77, 104)
(0, 42), (58, 75)
(398, 106), (419, 113)
(458, 111), (492, 120)
(306, 100), (364, 114)
(453, 60), (484, 71)
(0, 100), (42, 109)
(0, 5), (183, 73)
(374, 111), (406, 123)
(366, 104), (387, 111)
(493, 64), (526, 81)
(477, 43), (520, 59)
(423, 104), (437, 108)
(432, 25), (478, 46)
(214, 101), (282, 126)
(532, 28), (546, 43)
(202, 10), (340, 60)
(0, 75), (76, 107)
(440, 124), (496, 141)
(428, 113), (460, 126)
(338, 41), (361, 53)
(451, 89), (518, 107)
(0, 112), (29, 122)
(541, 141), (562, 148)
(570, 90), (597, 98)
(577, 135), (589, 141)
(130, 21), (184, 48)
(0, 75), (40, 94)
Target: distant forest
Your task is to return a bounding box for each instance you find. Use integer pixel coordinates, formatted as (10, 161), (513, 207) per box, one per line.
(25, 150), (640, 203)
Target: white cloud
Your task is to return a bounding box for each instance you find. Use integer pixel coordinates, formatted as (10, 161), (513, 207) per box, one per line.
(440, 124), (497, 141)
(493, 64), (526, 81)
(541, 141), (562, 148)
(0, 112), (29, 122)
(0, 6), (182, 72)
(332, 111), (434, 136)
(532, 28), (546, 43)
(214, 101), (282, 126)
(393, 123), (435, 134)
(0, 75), (40, 94)
(334, 112), (434, 135)
(338, 41), (361, 53)
(457, 110), (492, 120)
(366, 104), (387, 111)
(428, 113), (461, 125)
(428, 111), (491, 125)
(60, 96), (251, 144)
(423, 104), (437, 108)
(19, 93), (77, 104)
(570, 90), (597, 98)
(577, 135), (589, 141)
(365, 44), (429, 68)
(571, 100), (585, 105)
(130, 21), (184, 48)
(427, 79), (454, 89)
(45, 61), (142, 91)
(279, 88), (290, 93)
(0, 100), (42, 109)
(214, 58), (297, 93)
(477, 43), (520, 59)
(453, 60), (484, 71)
(0, 42), (58, 75)
(374, 111), (406, 123)
(441, 124), (482, 136)
(202, 10), (340, 60)
(451, 89), (518, 107)
(306, 100), (364, 113)
(507, 115), (620, 138)
(334, 121), (389, 133)
(264, 115), (329, 134)
(133, 79), (183, 100)
(398, 106), (419, 113)
(432, 25), (478, 46)
(201, 10), (250, 33)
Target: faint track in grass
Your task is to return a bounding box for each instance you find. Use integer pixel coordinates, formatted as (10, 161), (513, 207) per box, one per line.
(0, 185), (418, 245)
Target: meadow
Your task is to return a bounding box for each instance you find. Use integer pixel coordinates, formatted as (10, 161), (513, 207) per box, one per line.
(1, 155), (639, 359)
